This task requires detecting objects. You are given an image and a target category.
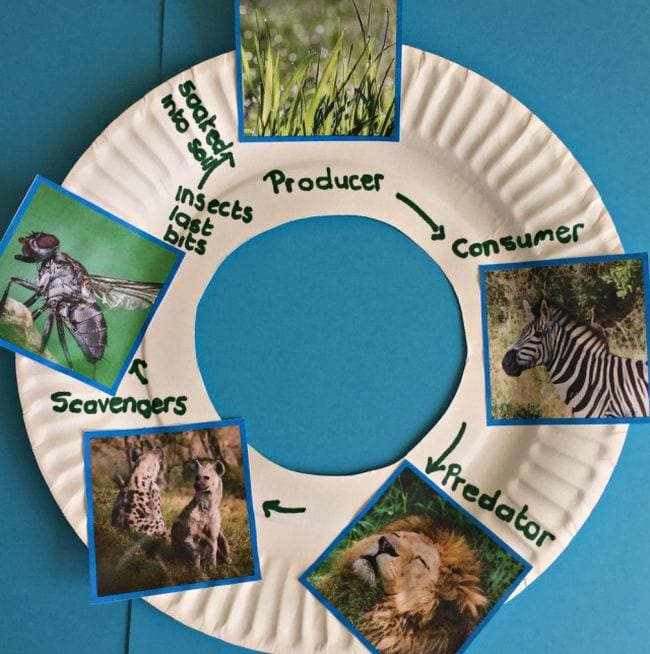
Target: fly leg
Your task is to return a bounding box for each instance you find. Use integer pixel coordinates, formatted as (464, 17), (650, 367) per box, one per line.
(0, 278), (40, 315)
(23, 292), (42, 309)
(55, 315), (74, 369)
(39, 312), (55, 354)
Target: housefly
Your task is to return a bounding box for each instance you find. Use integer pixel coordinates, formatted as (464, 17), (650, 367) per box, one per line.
(0, 232), (163, 376)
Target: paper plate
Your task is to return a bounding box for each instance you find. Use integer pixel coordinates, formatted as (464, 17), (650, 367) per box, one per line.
(17, 46), (626, 653)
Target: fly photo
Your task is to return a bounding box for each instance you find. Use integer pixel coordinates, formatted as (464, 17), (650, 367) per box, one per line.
(84, 420), (260, 603)
(237, 0), (400, 139)
(301, 463), (529, 654)
(0, 176), (182, 392)
(482, 255), (650, 423)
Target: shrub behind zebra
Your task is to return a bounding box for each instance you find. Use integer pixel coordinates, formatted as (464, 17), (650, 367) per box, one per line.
(85, 421), (259, 602)
(482, 256), (650, 421)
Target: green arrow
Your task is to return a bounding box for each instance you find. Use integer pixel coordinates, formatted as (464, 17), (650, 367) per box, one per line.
(396, 192), (446, 241)
(262, 499), (306, 518)
(425, 422), (467, 474)
(128, 358), (149, 385)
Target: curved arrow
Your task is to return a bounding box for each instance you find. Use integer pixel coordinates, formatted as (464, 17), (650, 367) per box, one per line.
(262, 499), (306, 518)
(426, 422), (467, 474)
(396, 192), (446, 241)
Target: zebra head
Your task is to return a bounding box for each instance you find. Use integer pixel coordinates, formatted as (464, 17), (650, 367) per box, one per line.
(502, 299), (553, 377)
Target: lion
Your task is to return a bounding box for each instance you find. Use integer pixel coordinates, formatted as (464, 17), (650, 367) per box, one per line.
(316, 516), (488, 654)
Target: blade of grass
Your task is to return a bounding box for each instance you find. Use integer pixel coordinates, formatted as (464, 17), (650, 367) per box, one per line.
(304, 32), (344, 134)
(240, 45), (253, 89)
(378, 96), (395, 136)
(261, 40), (274, 131)
(277, 53), (316, 110)
(350, 0), (366, 41)
(270, 50), (281, 132)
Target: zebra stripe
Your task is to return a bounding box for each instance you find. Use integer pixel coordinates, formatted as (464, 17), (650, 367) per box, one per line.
(501, 299), (649, 418)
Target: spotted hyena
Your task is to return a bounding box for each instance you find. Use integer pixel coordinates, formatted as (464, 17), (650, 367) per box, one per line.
(172, 459), (230, 570)
(111, 444), (169, 539)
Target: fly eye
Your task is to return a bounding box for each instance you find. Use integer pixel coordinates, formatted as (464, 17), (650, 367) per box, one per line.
(415, 555), (430, 570)
(35, 233), (59, 248)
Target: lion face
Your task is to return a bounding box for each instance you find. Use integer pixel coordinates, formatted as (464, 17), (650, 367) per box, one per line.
(337, 516), (488, 631)
(350, 531), (441, 596)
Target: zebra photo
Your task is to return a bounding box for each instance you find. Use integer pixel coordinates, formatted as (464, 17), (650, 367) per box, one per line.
(502, 299), (649, 419)
(482, 256), (649, 422)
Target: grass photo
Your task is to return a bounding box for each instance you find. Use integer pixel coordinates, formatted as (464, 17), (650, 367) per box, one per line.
(0, 176), (182, 393)
(302, 462), (529, 654)
(85, 420), (259, 603)
(482, 255), (650, 422)
(237, 0), (400, 139)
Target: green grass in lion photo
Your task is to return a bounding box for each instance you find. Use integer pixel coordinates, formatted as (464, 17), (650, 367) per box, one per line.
(238, 0), (398, 138)
(86, 423), (259, 602)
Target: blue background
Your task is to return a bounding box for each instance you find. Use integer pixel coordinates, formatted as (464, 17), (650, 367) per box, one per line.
(1, 1), (648, 652)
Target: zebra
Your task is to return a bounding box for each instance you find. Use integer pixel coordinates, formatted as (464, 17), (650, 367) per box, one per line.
(501, 299), (649, 418)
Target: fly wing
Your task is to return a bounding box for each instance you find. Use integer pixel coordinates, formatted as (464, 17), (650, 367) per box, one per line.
(89, 275), (163, 310)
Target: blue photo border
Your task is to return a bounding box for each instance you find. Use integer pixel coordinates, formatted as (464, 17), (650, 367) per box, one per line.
(84, 418), (261, 604)
(299, 460), (532, 654)
(479, 252), (650, 426)
(0, 175), (184, 395)
(234, 0), (403, 143)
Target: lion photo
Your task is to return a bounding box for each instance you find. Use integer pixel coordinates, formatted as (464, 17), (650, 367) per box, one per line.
(302, 463), (529, 654)
(482, 256), (649, 421)
(85, 420), (260, 602)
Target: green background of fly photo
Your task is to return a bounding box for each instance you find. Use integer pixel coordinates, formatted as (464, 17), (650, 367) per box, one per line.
(0, 181), (180, 389)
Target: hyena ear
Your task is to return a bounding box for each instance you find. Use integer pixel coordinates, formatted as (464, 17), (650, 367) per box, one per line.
(154, 445), (164, 460)
(522, 299), (533, 317)
(540, 299), (550, 322)
(215, 460), (226, 477)
(191, 457), (201, 472)
(130, 447), (142, 464)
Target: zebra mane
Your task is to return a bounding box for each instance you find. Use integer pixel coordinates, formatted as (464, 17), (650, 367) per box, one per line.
(530, 299), (610, 351)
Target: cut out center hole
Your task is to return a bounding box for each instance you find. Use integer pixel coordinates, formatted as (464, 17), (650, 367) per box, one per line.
(196, 216), (465, 475)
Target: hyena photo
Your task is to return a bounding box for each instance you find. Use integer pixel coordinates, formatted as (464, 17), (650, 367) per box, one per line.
(85, 421), (259, 602)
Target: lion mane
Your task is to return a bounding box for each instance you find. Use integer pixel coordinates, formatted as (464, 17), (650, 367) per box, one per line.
(320, 515), (488, 654)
